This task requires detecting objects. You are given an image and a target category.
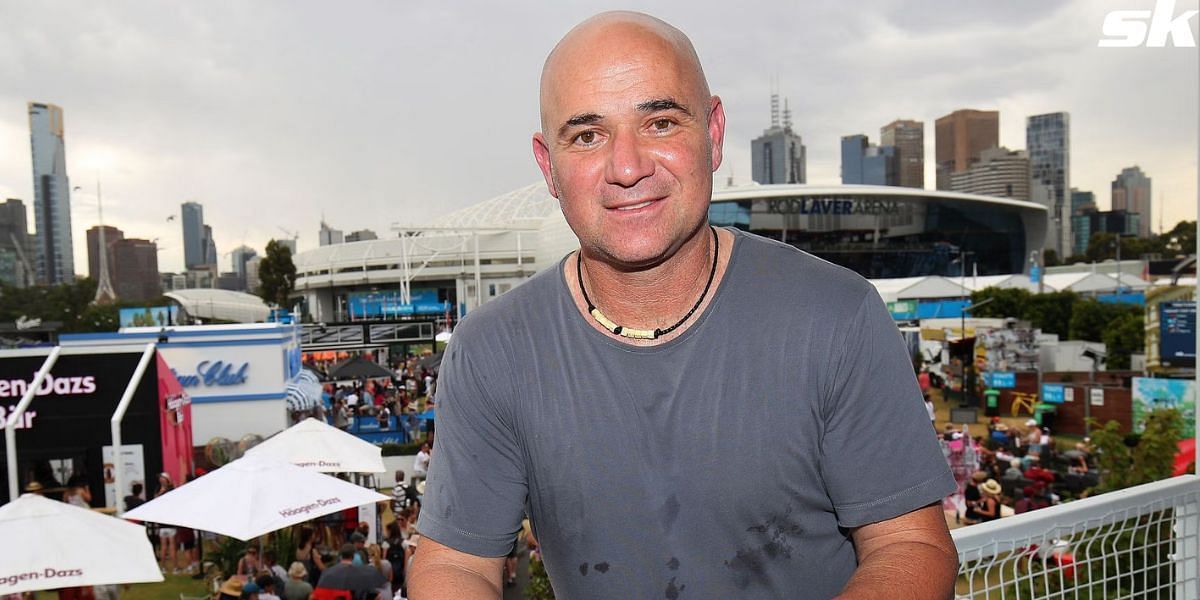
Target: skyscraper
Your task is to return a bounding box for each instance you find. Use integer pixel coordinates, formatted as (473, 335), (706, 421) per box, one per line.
(1111, 166), (1152, 238)
(28, 102), (75, 284)
(181, 202), (206, 269)
(751, 94), (806, 184)
(111, 238), (160, 302)
(934, 109), (999, 191)
(880, 119), (924, 188)
(231, 245), (257, 288)
(319, 221), (344, 246)
(86, 225), (124, 281)
(840, 135), (897, 186)
(0, 199), (35, 288)
(947, 147), (1029, 201)
(1070, 189), (1096, 215)
(1027, 112), (1071, 257)
(203, 225), (218, 267)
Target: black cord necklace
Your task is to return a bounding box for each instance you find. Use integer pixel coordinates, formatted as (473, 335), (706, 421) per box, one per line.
(577, 226), (719, 340)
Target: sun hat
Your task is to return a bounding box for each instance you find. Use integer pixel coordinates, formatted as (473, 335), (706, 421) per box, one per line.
(288, 561), (308, 579)
(22, 481), (44, 493)
(219, 578), (244, 595)
(981, 479), (1002, 496)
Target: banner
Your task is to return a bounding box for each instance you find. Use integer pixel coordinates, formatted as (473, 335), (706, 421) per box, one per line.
(101, 444), (145, 510)
(1132, 377), (1196, 434)
(119, 306), (177, 328)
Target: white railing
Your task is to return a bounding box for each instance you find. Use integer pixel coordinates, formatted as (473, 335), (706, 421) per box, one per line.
(952, 474), (1200, 599)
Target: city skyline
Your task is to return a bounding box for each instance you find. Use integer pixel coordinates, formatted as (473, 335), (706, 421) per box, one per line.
(0, 1), (1195, 273)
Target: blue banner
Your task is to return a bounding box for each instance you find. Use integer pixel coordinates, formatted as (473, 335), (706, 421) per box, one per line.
(984, 372), (1016, 388)
(1042, 384), (1065, 404)
(347, 290), (449, 318)
(119, 306), (177, 328)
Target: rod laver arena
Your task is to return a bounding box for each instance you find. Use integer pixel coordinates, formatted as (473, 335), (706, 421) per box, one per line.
(292, 182), (1048, 321)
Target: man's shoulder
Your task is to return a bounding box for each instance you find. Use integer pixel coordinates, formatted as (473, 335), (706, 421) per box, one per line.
(728, 228), (876, 306)
(449, 259), (566, 341)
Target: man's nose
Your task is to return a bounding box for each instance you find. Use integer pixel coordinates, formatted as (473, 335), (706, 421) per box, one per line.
(604, 128), (654, 187)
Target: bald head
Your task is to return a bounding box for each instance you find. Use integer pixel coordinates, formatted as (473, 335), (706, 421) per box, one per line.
(539, 12), (711, 134)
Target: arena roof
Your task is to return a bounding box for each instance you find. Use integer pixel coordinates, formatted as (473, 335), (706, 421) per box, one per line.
(165, 289), (271, 323)
(710, 183), (1048, 212)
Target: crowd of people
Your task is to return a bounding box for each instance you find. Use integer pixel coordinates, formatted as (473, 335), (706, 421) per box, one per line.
(943, 417), (1099, 525)
(297, 354), (440, 445)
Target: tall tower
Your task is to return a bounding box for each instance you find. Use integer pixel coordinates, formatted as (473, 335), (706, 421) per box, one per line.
(1027, 112), (1071, 257)
(28, 102), (75, 284)
(181, 201), (206, 269)
(1111, 166), (1152, 238)
(880, 119), (925, 189)
(751, 93), (806, 185)
(934, 109), (999, 191)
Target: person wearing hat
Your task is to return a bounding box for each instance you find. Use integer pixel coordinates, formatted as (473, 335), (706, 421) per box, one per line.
(283, 562), (313, 600)
(217, 578), (243, 600)
(962, 471), (987, 524)
(974, 479), (1003, 522)
(22, 480), (44, 495)
(241, 579), (262, 600)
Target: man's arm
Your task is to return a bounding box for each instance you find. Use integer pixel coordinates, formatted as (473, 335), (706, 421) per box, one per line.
(408, 537), (505, 600)
(836, 504), (958, 599)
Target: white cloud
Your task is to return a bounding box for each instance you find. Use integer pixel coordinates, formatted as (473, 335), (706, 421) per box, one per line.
(0, 0), (1194, 273)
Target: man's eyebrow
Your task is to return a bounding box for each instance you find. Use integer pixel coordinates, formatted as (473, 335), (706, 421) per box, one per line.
(558, 112), (603, 138)
(637, 98), (691, 116)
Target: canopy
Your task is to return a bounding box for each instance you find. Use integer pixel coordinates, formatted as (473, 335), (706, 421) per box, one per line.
(329, 355), (394, 380)
(124, 453), (388, 540)
(0, 494), (163, 594)
(285, 369), (324, 411)
(246, 417), (386, 473)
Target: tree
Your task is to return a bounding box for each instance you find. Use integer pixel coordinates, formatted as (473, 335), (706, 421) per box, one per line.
(1022, 290), (1077, 337)
(258, 239), (297, 308)
(1042, 248), (1060, 267)
(1091, 408), (1184, 493)
(970, 288), (1031, 320)
(1102, 311), (1144, 370)
(1069, 298), (1139, 343)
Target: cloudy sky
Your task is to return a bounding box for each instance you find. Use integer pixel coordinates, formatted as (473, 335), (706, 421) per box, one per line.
(0, 0), (1196, 273)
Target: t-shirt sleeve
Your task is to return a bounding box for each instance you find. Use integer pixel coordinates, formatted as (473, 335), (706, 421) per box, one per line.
(415, 330), (527, 557)
(818, 287), (956, 529)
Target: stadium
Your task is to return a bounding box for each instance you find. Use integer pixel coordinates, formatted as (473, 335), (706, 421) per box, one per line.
(291, 183), (1048, 321)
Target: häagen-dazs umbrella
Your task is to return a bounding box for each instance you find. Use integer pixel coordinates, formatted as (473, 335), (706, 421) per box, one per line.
(123, 453), (388, 540)
(0, 494), (163, 594)
(245, 417), (385, 473)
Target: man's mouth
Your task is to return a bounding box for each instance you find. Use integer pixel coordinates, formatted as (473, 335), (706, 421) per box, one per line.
(616, 200), (655, 211)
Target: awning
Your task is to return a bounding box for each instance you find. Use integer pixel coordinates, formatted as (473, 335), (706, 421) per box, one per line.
(285, 369), (324, 411)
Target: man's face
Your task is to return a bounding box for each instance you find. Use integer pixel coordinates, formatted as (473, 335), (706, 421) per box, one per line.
(534, 24), (725, 267)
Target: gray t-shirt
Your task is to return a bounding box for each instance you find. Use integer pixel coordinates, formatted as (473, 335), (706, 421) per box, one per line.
(417, 228), (955, 598)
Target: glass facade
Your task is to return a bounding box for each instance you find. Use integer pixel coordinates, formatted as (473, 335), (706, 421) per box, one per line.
(708, 193), (1034, 279)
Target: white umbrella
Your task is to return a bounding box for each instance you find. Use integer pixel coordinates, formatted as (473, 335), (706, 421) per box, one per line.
(245, 417), (386, 473)
(123, 453), (389, 541)
(0, 494), (163, 594)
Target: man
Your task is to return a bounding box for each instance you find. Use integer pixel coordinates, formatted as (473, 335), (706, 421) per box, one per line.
(316, 543), (386, 600)
(410, 11), (957, 598)
(393, 470), (418, 512)
(411, 442), (431, 485)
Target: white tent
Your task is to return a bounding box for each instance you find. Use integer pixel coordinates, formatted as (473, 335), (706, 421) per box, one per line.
(0, 494), (163, 594)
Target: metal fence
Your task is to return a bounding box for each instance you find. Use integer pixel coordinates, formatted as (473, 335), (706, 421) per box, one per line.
(952, 475), (1200, 599)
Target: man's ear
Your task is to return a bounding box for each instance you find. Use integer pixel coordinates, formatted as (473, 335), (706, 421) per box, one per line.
(532, 133), (559, 198)
(708, 95), (726, 173)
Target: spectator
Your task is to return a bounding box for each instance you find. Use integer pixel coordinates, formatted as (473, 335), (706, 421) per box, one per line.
(283, 562), (313, 600)
(974, 479), (1002, 521)
(217, 578), (243, 600)
(1003, 459), (1024, 480)
(392, 470), (415, 513)
(253, 575), (281, 600)
(63, 473), (91, 508)
(412, 442), (431, 485)
(368, 544), (393, 599)
(154, 473), (177, 574)
(263, 548), (288, 591)
(123, 482), (145, 513)
(296, 527), (325, 586)
(962, 471), (986, 524)
(236, 547), (261, 580)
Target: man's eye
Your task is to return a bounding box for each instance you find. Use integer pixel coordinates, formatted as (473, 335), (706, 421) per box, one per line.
(575, 131), (597, 144)
(652, 119), (673, 131)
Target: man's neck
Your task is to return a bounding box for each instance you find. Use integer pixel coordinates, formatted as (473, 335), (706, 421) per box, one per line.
(569, 225), (733, 344)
